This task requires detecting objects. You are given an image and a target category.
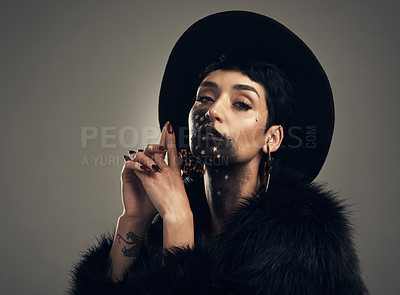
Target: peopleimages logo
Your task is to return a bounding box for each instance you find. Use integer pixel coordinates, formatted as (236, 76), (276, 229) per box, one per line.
(81, 126), (161, 149)
(285, 125), (318, 149)
(80, 126), (161, 167)
(80, 125), (317, 167)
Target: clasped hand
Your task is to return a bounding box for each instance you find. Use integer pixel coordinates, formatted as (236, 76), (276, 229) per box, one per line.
(121, 121), (191, 223)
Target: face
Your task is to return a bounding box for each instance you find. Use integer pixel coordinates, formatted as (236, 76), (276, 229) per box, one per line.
(188, 70), (269, 166)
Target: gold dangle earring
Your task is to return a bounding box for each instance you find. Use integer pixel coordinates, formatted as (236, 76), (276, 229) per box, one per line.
(264, 137), (274, 193)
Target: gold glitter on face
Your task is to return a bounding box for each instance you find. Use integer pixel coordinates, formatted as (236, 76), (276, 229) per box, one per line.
(186, 68), (283, 187)
(188, 70), (269, 166)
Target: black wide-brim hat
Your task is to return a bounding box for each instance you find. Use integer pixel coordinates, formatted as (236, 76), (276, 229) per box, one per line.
(158, 10), (334, 183)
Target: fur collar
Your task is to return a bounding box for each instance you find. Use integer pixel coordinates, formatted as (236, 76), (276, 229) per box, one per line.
(69, 161), (368, 294)
(181, 160), (336, 241)
(137, 162), (368, 294)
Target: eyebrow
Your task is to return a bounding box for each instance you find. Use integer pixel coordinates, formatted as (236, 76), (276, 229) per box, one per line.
(199, 81), (260, 98)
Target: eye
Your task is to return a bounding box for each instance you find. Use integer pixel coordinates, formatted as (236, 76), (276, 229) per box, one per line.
(195, 95), (214, 103)
(234, 101), (252, 110)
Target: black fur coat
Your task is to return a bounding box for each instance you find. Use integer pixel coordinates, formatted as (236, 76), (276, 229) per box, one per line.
(69, 165), (368, 294)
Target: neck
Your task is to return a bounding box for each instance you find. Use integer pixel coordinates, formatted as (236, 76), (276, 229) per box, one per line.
(203, 155), (262, 238)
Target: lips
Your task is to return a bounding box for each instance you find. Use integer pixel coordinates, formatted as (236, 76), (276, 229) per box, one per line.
(198, 125), (224, 141)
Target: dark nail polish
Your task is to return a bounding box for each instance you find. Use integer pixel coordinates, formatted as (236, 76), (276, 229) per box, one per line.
(128, 150), (136, 154)
(123, 155), (131, 161)
(137, 149), (144, 152)
(140, 165), (151, 172)
(158, 146), (167, 151)
(168, 122), (174, 134)
(152, 164), (162, 173)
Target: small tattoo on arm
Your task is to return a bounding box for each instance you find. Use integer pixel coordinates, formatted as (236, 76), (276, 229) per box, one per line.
(117, 231), (143, 257)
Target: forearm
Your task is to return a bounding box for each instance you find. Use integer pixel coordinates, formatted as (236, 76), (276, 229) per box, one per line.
(162, 211), (194, 250)
(108, 214), (152, 282)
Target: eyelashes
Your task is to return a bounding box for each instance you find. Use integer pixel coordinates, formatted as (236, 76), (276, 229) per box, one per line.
(195, 95), (252, 111)
(195, 95), (213, 103)
(234, 101), (252, 110)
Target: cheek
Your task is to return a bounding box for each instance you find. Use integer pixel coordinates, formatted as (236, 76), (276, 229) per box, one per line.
(230, 119), (266, 150)
(189, 108), (208, 136)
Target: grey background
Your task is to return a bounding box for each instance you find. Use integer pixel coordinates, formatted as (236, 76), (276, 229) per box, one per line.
(1, 0), (399, 294)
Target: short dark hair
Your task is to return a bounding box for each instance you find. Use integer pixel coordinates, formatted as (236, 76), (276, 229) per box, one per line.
(199, 54), (293, 131)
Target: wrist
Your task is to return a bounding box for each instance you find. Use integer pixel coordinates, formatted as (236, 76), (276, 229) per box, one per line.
(163, 210), (193, 225)
(121, 210), (156, 223)
(118, 213), (154, 236)
(162, 210), (194, 250)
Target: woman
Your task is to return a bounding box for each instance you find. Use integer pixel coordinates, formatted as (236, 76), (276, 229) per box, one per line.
(69, 11), (368, 294)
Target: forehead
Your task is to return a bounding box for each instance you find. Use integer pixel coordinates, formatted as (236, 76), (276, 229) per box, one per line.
(200, 70), (265, 93)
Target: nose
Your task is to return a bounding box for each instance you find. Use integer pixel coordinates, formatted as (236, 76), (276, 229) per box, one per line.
(205, 97), (224, 123)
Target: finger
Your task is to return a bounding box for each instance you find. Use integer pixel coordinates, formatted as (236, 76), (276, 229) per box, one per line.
(144, 144), (167, 157)
(153, 152), (168, 169)
(159, 121), (169, 159)
(158, 122), (168, 159)
(122, 154), (147, 175)
(166, 122), (179, 168)
(124, 154), (133, 162)
(159, 121), (168, 148)
(122, 149), (138, 161)
(133, 151), (162, 173)
(124, 156), (153, 174)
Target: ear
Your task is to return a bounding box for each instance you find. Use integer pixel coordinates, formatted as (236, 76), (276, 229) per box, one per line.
(262, 125), (284, 154)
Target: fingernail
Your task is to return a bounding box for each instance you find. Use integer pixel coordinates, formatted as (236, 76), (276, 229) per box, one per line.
(168, 122), (174, 134)
(128, 150), (136, 154)
(140, 165), (151, 172)
(158, 146), (167, 151)
(152, 164), (162, 173)
(137, 149), (144, 152)
(123, 155), (131, 161)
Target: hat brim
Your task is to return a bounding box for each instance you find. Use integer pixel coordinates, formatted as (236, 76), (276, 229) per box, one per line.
(158, 10), (334, 182)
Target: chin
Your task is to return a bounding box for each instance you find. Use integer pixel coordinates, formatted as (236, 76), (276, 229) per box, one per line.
(190, 137), (236, 167)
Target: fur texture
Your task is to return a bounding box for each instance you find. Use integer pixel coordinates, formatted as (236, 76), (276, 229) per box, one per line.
(68, 165), (368, 294)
